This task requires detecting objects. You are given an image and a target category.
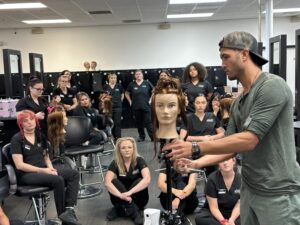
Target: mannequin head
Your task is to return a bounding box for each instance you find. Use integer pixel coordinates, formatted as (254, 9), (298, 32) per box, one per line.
(91, 61), (97, 71)
(152, 79), (187, 140)
(84, 61), (90, 71)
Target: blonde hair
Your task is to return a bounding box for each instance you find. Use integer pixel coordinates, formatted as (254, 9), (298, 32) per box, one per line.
(114, 137), (139, 175)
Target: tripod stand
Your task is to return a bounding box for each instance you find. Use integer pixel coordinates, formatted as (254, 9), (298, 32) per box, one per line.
(159, 139), (190, 225)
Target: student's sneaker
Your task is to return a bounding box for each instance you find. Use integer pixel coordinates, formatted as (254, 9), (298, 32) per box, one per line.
(59, 208), (81, 225)
(106, 207), (119, 221)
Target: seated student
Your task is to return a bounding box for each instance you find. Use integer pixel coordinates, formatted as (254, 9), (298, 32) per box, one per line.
(10, 110), (81, 225)
(157, 162), (198, 223)
(104, 137), (151, 225)
(73, 92), (106, 145)
(195, 158), (241, 225)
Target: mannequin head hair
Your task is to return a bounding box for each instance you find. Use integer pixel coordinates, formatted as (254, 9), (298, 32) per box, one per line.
(151, 78), (187, 155)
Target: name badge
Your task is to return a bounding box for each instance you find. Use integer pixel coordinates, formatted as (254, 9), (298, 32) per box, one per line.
(142, 85), (147, 88)
(87, 113), (91, 117)
(134, 87), (138, 90)
(132, 169), (139, 175)
(218, 189), (226, 194)
(234, 189), (240, 194)
(206, 119), (214, 122)
(37, 143), (41, 148)
(198, 85), (204, 88)
(24, 144), (31, 150)
(115, 89), (119, 92)
(68, 95), (73, 98)
(60, 94), (64, 98)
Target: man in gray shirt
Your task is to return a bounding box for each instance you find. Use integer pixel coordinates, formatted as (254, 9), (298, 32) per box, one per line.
(163, 31), (300, 225)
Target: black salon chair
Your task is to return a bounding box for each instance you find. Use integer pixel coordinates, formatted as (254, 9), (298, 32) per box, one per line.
(64, 116), (105, 199)
(2, 143), (56, 225)
(98, 114), (115, 153)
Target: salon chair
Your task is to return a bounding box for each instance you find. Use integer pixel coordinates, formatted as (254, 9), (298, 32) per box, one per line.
(64, 116), (105, 199)
(2, 143), (57, 225)
(97, 114), (115, 153)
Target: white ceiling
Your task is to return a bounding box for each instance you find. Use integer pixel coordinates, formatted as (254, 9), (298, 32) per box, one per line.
(0, 0), (299, 29)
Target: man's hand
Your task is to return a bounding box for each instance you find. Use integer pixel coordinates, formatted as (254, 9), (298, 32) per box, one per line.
(174, 158), (198, 174)
(162, 139), (192, 160)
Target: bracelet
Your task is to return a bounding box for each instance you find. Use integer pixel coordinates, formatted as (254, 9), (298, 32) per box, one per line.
(220, 219), (228, 225)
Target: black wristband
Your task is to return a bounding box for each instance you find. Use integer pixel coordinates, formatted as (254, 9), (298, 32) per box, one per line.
(192, 141), (201, 160)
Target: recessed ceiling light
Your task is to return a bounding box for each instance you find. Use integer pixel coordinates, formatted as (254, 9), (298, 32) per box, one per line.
(167, 13), (213, 18)
(169, 0), (226, 4)
(263, 8), (300, 14)
(0, 2), (47, 10)
(22, 19), (71, 24)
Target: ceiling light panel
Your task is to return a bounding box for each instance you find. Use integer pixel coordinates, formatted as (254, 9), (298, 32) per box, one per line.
(167, 13), (213, 18)
(169, 0), (226, 4)
(22, 19), (71, 24)
(0, 2), (47, 10)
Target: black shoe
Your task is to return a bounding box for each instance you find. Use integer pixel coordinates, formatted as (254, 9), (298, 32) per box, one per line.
(133, 210), (144, 225)
(106, 207), (119, 221)
(137, 138), (145, 142)
(59, 209), (81, 225)
(181, 215), (192, 225)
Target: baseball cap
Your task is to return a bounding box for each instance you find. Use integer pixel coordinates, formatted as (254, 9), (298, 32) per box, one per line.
(219, 31), (268, 66)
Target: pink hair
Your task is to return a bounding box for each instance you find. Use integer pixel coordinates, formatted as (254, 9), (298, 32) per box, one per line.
(16, 110), (40, 138)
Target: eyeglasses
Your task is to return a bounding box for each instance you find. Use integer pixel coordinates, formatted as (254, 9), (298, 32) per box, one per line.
(32, 88), (44, 92)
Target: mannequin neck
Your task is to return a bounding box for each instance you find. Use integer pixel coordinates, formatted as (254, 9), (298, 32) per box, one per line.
(156, 123), (178, 139)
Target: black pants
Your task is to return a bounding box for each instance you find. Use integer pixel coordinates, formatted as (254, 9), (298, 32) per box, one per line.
(18, 163), (79, 216)
(133, 109), (153, 140)
(89, 129), (104, 145)
(112, 110), (122, 140)
(109, 178), (149, 209)
(195, 208), (241, 225)
(159, 178), (198, 215)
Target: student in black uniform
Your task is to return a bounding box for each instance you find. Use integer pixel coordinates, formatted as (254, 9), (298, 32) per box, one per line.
(73, 92), (106, 145)
(157, 162), (198, 217)
(11, 110), (81, 225)
(53, 75), (78, 116)
(180, 94), (224, 142)
(180, 94), (224, 176)
(195, 158), (241, 225)
(104, 137), (151, 225)
(103, 73), (124, 141)
(16, 78), (48, 134)
(182, 62), (213, 113)
(125, 70), (153, 142)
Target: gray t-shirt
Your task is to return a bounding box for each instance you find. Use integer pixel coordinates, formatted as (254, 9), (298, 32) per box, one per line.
(227, 72), (300, 196)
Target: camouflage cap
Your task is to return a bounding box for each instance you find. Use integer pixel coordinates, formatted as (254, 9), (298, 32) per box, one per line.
(219, 31), (268, 66)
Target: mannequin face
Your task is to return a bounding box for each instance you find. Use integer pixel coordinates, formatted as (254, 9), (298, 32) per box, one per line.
(159, 72), (169, 80)
(155, 94), (180, 126)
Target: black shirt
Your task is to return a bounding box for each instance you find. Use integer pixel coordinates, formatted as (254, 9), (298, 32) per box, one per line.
(108, 156), (147, 189)
(182, 80), (213, 113)
(103, 83), (124, 111)
(73, 106), (98, 128)
(126, 80), (153, 110)
(183, 112), (221, 136)
(205, 170), (241, 216)
(52, 88), (76, 106)
(11, 132), (48, 174)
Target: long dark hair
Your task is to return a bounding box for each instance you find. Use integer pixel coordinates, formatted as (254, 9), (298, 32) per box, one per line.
(47, 111), (65, 149)
(151, 78), (187, 156)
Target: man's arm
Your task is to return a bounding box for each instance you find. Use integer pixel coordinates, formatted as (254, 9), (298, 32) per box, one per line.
(164, 131), (258, 160)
